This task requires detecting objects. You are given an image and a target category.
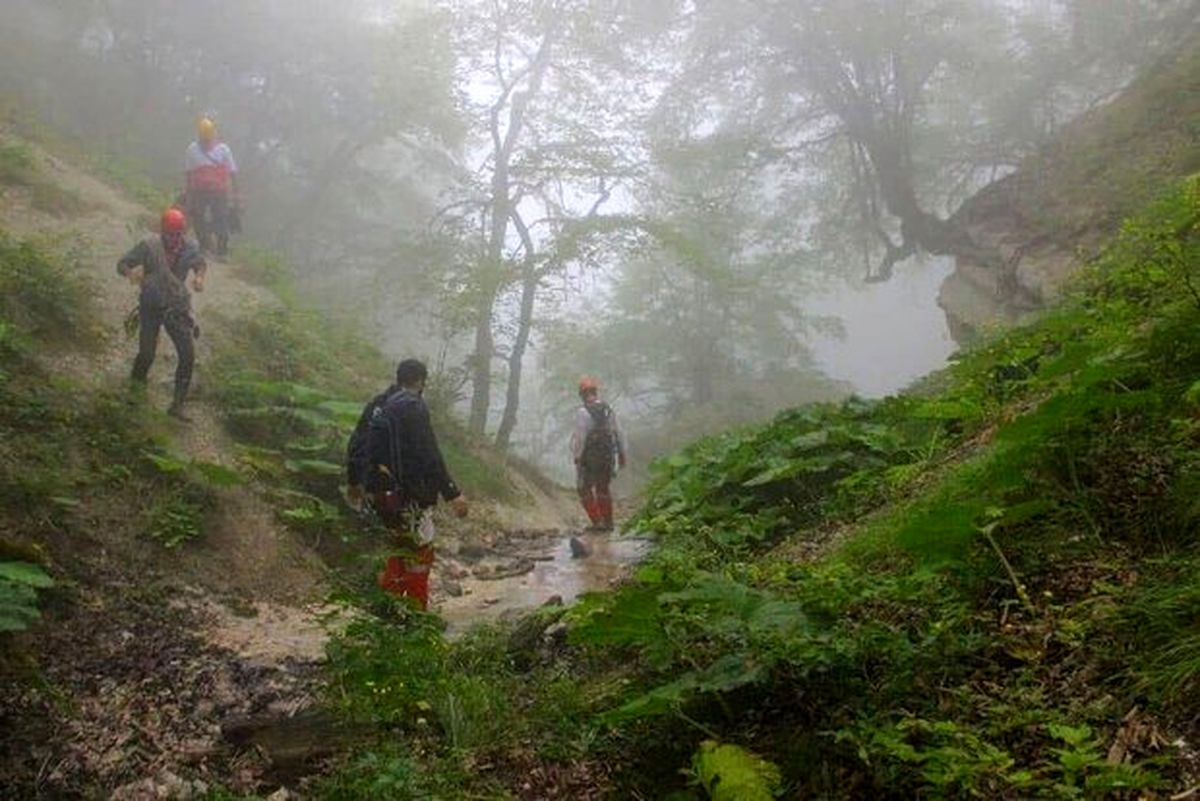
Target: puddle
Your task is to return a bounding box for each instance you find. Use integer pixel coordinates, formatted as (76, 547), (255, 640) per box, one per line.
(433, 530), (651, 632)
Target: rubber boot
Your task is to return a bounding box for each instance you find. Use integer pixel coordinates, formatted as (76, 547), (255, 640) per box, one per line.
(581, 496), (602, 530)
(597, 496), (615, 532)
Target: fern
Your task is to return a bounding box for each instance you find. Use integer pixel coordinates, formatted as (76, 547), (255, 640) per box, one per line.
(0, 561), (54, 633)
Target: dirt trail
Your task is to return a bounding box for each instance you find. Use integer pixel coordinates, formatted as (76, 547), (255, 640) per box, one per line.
(0, 137), (339, 796)
(0, 135), (649, 795)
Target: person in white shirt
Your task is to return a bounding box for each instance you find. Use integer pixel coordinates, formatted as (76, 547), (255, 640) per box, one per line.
(570, 376), (627, 531)
(184, 117), (240, 258)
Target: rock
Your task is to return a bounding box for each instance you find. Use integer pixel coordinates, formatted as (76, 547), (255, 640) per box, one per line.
(543, 621), (569, 646)
(569, 536), (592, 559)
(267, 789), (294, 801)
(457, 543), (489, 562)
(542, 595), (564, 607)
(443, 579), (464, 597)
(473, 558), (536, 581)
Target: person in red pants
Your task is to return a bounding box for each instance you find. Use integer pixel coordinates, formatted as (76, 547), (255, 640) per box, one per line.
(346, 359), (467, 608)
(571, 377), (627, 531)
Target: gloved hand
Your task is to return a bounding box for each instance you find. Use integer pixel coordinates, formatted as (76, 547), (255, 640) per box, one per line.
(451, 495), (469, 519)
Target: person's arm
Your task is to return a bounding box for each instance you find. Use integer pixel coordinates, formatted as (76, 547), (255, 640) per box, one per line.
(225, 146), (240, 206)
(189, 250), (208, 292)
(611, 409), (628, 468)
(411, 403), (462, 503)
(116, 240), (148, 280)
(571, 407), (591, 464)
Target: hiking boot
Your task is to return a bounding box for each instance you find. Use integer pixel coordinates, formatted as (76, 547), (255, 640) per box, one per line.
(166, 402), (192, 423)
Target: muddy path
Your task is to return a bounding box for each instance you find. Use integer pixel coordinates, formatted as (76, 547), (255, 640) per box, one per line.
(0, 134), (650, 796)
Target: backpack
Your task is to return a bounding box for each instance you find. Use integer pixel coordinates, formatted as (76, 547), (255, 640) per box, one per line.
(580, 402), (617, 474)
(364, 400), (404, 496)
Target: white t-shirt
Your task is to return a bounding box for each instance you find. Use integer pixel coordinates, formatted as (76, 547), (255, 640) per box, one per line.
(185, 141), (237, 173)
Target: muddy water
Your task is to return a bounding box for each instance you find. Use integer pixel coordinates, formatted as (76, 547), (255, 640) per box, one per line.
(434, 530), (652, 632)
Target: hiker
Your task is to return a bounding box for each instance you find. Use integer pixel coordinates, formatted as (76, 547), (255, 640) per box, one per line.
(184, 117), (239, 258)
(346, 359), (468, 609)
(117, 207), (207, 420)
(571, 376), (626, 532)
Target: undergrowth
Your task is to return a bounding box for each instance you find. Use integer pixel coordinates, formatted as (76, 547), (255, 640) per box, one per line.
(320, 176), (1200, 798)
(0, 231), (233, 649)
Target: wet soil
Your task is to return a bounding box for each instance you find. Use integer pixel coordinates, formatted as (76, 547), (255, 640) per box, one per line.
(0, 135), (648, 796)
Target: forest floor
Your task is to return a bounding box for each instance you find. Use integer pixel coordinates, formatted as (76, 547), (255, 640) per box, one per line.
(0, 135), (642, 798)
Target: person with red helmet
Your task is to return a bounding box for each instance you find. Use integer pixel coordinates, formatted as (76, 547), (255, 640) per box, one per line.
(117, 207), (207, 420)
(571, 376), (627, 531)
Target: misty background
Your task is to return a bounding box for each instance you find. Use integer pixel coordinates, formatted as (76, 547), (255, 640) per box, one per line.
(1, 0), (1194, 483)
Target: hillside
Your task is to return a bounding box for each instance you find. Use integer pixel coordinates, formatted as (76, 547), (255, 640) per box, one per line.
(0, 130), (604, 798)
(939, 32), (1200, 341)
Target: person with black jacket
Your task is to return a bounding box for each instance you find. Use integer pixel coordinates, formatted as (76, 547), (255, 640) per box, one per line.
(346, 359), (467, 608)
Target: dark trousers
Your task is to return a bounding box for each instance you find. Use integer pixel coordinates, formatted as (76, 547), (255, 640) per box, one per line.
(188, 189), (230, 255)
(132, 304), (194, 402)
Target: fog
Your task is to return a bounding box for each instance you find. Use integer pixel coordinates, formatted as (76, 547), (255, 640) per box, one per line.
(1, 0), (1193, 478)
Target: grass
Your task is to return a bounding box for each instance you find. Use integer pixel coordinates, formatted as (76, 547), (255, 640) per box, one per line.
(315, 174), (1200, 798)
(0, 231), (231, 648)
(0, 140), (91, 217)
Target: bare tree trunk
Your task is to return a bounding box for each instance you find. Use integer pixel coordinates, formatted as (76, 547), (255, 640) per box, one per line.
(494, 268), (538, 451)
(466, 23), (558, 436)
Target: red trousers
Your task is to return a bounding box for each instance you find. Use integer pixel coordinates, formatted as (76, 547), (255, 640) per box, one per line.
(577, 467), (613, 526)
(378, 544), (435, 609)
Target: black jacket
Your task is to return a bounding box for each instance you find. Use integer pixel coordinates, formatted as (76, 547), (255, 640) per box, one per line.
(346, 387), (460, 508)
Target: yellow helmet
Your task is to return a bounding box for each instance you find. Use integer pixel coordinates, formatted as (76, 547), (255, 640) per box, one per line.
(197, 117), (216, 139)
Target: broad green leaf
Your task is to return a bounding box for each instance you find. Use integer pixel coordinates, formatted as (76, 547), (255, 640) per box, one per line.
(693, 741), (782, 801)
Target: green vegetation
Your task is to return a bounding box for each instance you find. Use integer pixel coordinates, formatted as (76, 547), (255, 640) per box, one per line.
(0, 139), (90, 216)
(0, 230), (230, 646)
(996, 32), (1200, 244)
(320, 176), (1200, 797)
(0, 561), (54, 632)
(205, 255), (515, 564)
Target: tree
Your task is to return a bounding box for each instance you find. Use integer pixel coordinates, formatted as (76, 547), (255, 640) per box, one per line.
(654, 0), (1198, 289)
(435, 0), (652, 446)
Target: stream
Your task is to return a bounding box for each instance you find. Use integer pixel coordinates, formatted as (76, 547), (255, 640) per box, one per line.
(433, 528), (652, 632)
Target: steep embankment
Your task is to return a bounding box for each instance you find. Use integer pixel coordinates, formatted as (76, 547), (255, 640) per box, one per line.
(0, 132), (598, 798)
(295, 174), (1199, 799)
(939, 34), (1200, 340)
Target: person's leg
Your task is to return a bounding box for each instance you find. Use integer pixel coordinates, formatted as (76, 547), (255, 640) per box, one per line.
(377, 529), (435, 610)
(163, 310), (195, 418)
(577, 466), (601, 525)
(595, 472), (614, 531)
(131, 304), (162, 382)
(398, 545), (436, 610)
(212, 192), (230, 257)
(189, 193), (212, 253)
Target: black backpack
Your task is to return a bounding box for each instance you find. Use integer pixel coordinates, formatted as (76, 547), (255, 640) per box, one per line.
(581, 402), (617, 473)
(365, 398), (405, 495)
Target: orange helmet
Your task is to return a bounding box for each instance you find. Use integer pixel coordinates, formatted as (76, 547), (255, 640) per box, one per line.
(161, 207), (187, 234)
(578, 376), (600, 396)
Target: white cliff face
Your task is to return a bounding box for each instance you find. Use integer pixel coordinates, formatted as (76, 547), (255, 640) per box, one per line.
(936, 37), (1200, 344)
(936, 170), (1100, 343)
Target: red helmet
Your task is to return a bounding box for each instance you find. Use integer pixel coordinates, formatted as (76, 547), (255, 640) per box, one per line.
(161, 207), (187, 234)
(578, 376), (600, 396)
